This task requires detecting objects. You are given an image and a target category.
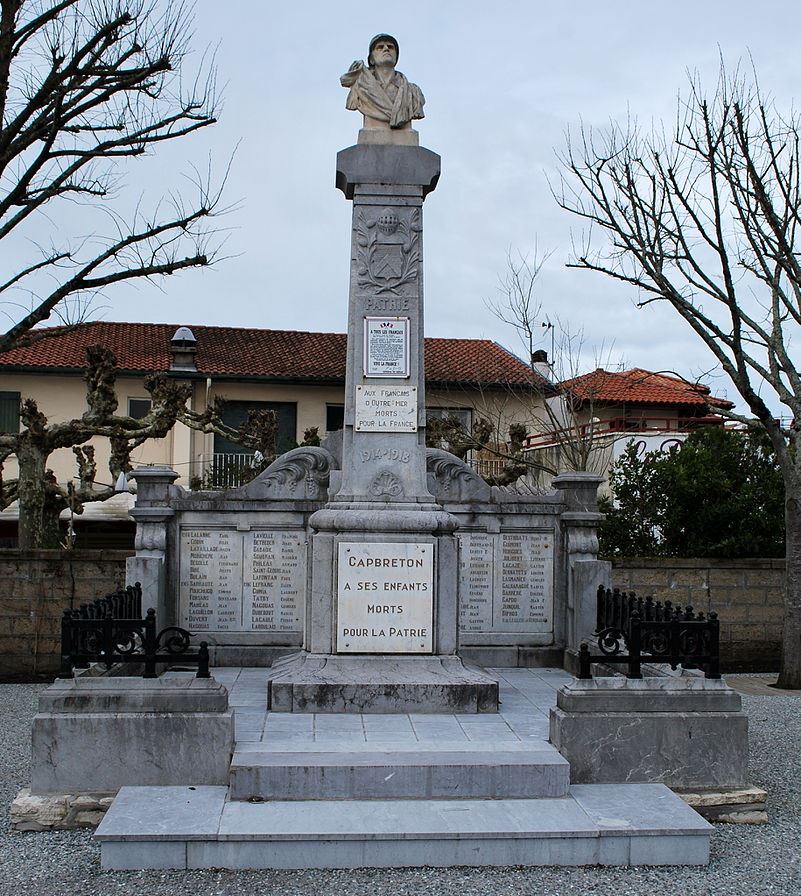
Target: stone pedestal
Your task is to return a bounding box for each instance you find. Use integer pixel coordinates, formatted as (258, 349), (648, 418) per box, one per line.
(549, 677), (749, 789)
(30, 675), (234, 794)
(270, 144), (498, 712)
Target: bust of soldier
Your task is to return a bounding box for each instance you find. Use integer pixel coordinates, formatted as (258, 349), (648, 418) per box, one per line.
(340, 34), (425, 142)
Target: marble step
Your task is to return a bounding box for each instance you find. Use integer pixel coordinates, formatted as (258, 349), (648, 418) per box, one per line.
(228, 746), (570, 800)
(95, 784), (713, 870)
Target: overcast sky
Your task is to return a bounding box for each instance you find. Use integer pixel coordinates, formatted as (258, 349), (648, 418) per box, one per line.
(27, 1), (801, 409)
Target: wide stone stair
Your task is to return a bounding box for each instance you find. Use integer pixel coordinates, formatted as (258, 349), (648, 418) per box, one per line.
(95, 669), (713, 870)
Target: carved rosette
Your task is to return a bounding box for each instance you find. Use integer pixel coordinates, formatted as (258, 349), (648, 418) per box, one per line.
(355, 207), (421, 295)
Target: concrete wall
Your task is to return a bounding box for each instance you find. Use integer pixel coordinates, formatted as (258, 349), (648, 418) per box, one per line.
(0, 549), (132, 680)
(612, 558), (784, 672)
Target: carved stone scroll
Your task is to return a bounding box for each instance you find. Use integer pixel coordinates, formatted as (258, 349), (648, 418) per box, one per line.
(238, 447), (338, 500)
(426, 448), (492, 503)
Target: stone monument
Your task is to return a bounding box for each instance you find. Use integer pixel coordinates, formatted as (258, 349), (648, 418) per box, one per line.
(269, 35), (499, 712)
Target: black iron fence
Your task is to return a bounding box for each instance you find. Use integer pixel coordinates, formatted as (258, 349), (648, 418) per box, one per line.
(59, 583), (209, 679)
(70, 582), (143, 621)
(580, 586), (721, 680)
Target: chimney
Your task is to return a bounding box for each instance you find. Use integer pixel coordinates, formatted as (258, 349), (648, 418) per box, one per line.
(531, 349), (552, 382)
(169, 326), (198, 372)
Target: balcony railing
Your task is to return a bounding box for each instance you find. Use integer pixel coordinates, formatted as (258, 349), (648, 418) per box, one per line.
(523, 415), (729, 451)
(207, 452), (259, 489)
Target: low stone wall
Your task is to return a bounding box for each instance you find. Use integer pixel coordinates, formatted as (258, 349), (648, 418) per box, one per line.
(0, 549), (132, 680)
(612, 558), (784, 672)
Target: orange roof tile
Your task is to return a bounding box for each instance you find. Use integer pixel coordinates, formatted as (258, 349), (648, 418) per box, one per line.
(561, 367), (732, 409)
(0, 321), (543, 388)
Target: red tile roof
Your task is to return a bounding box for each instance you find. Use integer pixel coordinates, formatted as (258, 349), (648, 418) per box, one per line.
(561, 367), (733, 409)
(0, 321), (542, 388)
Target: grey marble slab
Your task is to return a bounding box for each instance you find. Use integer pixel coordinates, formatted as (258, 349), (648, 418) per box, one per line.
(95, 786), (226, 841)
(571, 784), (713, 834)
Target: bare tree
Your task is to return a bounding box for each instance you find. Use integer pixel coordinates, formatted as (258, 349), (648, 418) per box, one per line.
(0, 0), (221, 354)
(484, 248), (620, 481)
(556, 63), (801, 688)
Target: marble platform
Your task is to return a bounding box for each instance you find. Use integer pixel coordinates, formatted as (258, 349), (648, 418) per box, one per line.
(95, 668), (713, 869)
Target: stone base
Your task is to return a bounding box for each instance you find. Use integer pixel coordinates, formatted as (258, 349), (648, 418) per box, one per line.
(676, 786), (768, 824)
(31, 675), (234, 793)
(358, 126), (419, 146)
(95, 784), (713, 869)
(549, 677), (749, 790)
(460, 645), (565, 669)
(268, 653), (499, 713)
(11, 787), (116, 831)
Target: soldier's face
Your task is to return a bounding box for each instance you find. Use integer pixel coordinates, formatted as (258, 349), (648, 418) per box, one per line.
(371, 41), (397, 66)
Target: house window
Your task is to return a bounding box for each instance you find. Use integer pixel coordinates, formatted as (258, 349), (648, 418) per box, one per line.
(0, 391), (20, 433)
(326, 404), (345, 432)
(427, 407), (473, 433)
(213, 400), (297, 455)
(128, 398), (152, 420)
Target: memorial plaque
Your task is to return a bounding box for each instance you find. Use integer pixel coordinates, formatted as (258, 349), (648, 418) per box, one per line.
(495, 531), (553, 632)
(179, 527), (306, 633)
(457, 529), (554, 637)
(364, 316), (410, 378)
(243, 530), (306, 632)
(457, 531), (494, 633)
(355, 385), (417, 432)
(336, 542), (433, 653)
(179, 528), (243, 631)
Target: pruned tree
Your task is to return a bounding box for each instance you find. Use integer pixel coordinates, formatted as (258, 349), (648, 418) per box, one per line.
(426, 413), (529, 486)
(556, 63), (801, 687)
(0, 0), (220, 354)
(0, 344), (191, 548)
(0, 344), (288, 546)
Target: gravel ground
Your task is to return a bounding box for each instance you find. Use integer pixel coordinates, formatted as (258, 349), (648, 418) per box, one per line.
(1, 681), (799, 896)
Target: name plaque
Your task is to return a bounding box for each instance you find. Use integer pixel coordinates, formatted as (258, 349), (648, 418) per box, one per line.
(364, 316), (410, 378)
(179, 527), (306, 633)
(336, 542), (433, 654)
(355, 385), (417, 432)
(457, 530), (554, 634)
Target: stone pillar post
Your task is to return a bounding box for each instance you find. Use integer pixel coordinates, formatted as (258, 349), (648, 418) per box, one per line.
(331, 144), (440, 506)
(552, 472), (610, 661)
(126, 466), (179, 625)
(269, 144), (498, 713)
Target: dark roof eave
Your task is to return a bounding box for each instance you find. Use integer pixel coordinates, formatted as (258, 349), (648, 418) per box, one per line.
(0, 365), (548, 391)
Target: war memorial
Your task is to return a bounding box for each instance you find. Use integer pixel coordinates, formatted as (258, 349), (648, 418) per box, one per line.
(12, 34), (754, 870)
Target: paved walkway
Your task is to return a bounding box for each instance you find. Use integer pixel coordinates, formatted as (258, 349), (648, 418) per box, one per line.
(211, 667), (572, 748)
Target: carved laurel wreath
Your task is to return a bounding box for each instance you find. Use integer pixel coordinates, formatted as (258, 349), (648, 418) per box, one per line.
(355, 208), (421, 295)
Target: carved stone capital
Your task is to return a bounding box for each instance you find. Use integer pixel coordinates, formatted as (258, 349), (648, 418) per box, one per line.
(129, 466), (180, 508)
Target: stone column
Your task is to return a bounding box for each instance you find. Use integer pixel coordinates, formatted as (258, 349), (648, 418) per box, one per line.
(269, 145), (498, 713)
(126, 466), (179, 625)
(331, 144), (440, 506)
(552, 472), (610, 662)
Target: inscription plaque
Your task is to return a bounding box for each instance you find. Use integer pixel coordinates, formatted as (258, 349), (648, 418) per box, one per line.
(337, 542), (433, 654)
(179, 527), (306, 633)
(355, 385), (417, 432)
(364, 316), (410, 378)
(458, 531), (494, 633)
(457, 530), (554, 635)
